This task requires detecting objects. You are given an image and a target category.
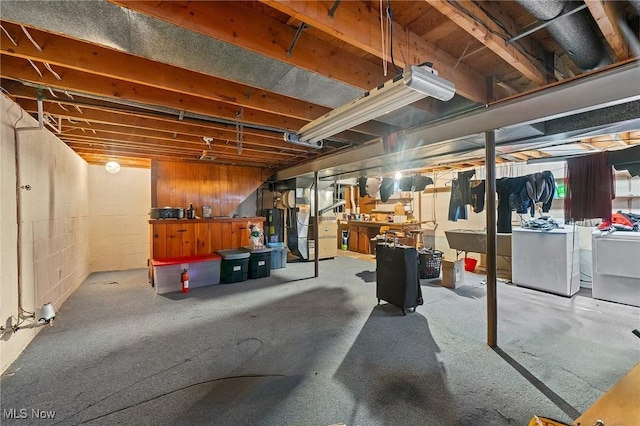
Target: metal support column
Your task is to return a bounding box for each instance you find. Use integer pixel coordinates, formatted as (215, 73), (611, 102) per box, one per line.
(314, 171), (319, 278)
(485, 129), (497, 348)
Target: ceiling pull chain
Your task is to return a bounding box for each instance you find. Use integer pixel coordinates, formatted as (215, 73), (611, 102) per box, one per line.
(236, 108), (243, 155)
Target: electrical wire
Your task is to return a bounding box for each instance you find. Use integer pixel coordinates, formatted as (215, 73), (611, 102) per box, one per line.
(20, 25), (43, 52)
(1, 24), (18, 46)
(385, 0), (403, 74)
(27, 59), (43, 77)
(448, 0), (559, 81)
(380, 0), (387, 76)
(44, 63), (62, 81)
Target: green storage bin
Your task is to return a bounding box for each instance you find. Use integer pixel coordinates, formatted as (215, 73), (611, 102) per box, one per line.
(249, 251), (271, 279)
(220, 258), (250, 283)
(217, 249), (251, 284)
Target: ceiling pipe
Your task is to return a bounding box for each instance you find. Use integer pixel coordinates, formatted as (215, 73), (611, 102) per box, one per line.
(516, 0), (611, 70)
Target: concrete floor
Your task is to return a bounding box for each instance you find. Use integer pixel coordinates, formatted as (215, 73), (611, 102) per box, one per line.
(1, 254), (638, 425)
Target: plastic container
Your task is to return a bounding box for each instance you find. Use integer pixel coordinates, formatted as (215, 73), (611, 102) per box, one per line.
(270, 246), (287, 270)
(152, 254), (221, 294)
(217, 249), (251, 283)
(217, 249), (251, 260)
(248, 251), (271, 279)
(464, 257), (478, 272)
(418, 250), (443, 279)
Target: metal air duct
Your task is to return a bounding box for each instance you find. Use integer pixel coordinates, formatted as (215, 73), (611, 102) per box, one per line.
(516, 0), (611, 70)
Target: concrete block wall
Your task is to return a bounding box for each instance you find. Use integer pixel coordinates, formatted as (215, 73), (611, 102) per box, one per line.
(1, 95), (91, 373)
(88, 165), (150, 272)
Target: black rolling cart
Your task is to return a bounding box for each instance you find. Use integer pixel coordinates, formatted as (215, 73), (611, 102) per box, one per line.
(375, 241), (423, 315)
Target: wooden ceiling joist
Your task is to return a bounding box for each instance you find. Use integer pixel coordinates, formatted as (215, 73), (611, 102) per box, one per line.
(0, 21), (330, 122)
(428, 0), (547, 85)
(584, 0), (629, 61)
(261, 0), (488, 102)
(107, 0), (390, 91)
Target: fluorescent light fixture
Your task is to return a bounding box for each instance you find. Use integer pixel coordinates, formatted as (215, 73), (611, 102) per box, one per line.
(284, 64), (455, 146)
(105, 161), (120, 174)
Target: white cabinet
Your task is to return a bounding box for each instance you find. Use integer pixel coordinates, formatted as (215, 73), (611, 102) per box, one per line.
(512, 227), (580, 296)
(592, 231), (640, 307)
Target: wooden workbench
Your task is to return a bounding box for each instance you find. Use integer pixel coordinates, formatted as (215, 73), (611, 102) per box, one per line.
(572, 362), (640, 426)
(346, 220), (423, 254)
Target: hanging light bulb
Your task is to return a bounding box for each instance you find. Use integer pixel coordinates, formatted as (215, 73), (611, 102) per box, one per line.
(395, 172), (402, 180)
(105, 161), (121, 174)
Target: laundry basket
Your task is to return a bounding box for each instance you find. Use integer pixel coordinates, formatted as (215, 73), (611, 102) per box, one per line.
(418, 249), (443, 279)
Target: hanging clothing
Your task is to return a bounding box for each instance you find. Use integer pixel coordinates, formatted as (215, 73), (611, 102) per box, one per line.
(608, 145), (640, 177)
(399, 176), (414, 191)
(413, 176), (434, 191)
(358, 176), (367, 198)
(469, 180), (485, 213)
(458, 170), (476, 205)
(448, 179), (468, 221)
(379, 177), (395, 202)
(565, 152), (614, 223)
(496, 176), (529, 233)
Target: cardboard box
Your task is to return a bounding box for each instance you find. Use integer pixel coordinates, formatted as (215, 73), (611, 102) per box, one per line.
(441, 259), (464, 288)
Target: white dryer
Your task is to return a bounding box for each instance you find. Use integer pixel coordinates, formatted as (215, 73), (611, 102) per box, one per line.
(591, 230), (640, 307)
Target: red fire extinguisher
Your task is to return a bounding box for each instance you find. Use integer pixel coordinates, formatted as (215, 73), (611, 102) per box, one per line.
(181, 269), (190, 293)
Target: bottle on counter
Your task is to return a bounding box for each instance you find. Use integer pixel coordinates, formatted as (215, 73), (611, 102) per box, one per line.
(187, 203), (196, 219)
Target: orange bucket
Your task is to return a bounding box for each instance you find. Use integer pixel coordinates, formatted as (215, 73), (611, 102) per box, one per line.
(464, 257), (477, 272)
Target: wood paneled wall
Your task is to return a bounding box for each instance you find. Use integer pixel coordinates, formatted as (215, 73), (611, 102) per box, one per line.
(151, 161), (271, 216)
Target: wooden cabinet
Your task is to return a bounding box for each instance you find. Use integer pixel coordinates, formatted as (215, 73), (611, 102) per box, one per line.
(150, 217), (265, 260)
(344, 220), (423, 255)
(347, 224), (377, 254)
(358, 226), (372, 254)
(348, 225), (359, 252)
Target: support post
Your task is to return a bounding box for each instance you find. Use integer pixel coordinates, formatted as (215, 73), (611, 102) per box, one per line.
(485, 129), (497, 348)
(314, 171), (319, 278)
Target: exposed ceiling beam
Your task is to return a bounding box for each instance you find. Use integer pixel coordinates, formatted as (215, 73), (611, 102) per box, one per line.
(0, 55), (390, 141)
(64, 136), (290, 164)
(275, 61), (640, 180)
(428, 0), (547, 85)
(61, 131), (298, 160)
(12, 97), (311, 153)
(71, 145), (274, 168)
(107, 1), (388, 92)
(584, 0), (629, 61)
(57, 122), (300, 156)
(261, 0), (488, 102)
(79, 153), (150, 168)
(0, 54), (307, 130)
(0, 21), (330, 122)
(5, 88), (292, 143)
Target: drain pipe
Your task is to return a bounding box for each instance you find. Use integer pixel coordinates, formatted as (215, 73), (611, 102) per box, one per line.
(516, 0), (611, 70)
(13, 91), (44, 323)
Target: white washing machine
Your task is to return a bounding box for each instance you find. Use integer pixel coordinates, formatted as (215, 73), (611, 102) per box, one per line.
(592, 230), (640, 307)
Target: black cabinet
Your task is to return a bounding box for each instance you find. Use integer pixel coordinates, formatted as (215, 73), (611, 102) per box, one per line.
(375, 243), (423, 315)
